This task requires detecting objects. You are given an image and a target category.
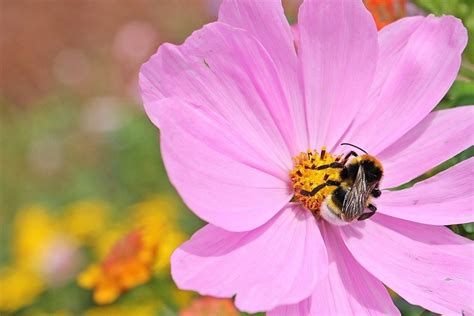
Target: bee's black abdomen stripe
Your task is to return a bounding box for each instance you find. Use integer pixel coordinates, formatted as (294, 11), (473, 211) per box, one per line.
(316, 162), (344, 170)
(331, 186), (347, 208)
(325, 180), (341, 186)
(300, 180), (341, 197)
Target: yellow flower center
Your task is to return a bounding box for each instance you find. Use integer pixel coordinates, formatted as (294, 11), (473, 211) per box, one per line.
(290, 147), (343, 216)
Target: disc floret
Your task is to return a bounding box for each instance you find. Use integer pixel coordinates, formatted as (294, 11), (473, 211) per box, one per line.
(290, 147), (342, 215)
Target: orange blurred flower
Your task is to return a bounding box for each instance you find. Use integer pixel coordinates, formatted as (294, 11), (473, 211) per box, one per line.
(364, 0), (407, 30)
(78, 230), (157, 305)
(179, 296), (238, 316)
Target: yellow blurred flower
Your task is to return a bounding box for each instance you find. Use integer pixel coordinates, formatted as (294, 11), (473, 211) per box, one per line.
(129, 195), (186, 274)
(179, 296), (239, 316)
(78, 195), (188, 305)
(132, 194), (180, 220)
(83, 303), (158, 316)
(4, 195), (187, 311)
(130, 195), (179, 236)
(92, 225), (129, 259)
(0, 266), (44, 312)
(12, 204), (83, 287)
(62, 200), (110, 244)
(13, 205), (57, 268)
(154, 229), (187, 274)
(78, 230), (157, 305)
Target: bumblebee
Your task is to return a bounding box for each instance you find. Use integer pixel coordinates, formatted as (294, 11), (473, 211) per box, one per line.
(320, 143), (383, 225)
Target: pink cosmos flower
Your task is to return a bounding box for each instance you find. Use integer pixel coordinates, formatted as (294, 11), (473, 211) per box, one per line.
(140, 0), (474, 314)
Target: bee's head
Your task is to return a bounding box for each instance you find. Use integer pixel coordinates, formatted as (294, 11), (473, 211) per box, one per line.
(359, 154), (384, 184)
(340, 143), (384, 184)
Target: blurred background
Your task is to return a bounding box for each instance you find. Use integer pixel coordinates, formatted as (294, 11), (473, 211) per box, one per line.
(0, 0), (473, 315)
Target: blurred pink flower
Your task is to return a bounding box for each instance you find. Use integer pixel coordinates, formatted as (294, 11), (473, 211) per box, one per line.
(113, 21), (158, 64)
(40, 237), (83, 287)
(140, 0), (473, 314)
(113, 21), (160, 103)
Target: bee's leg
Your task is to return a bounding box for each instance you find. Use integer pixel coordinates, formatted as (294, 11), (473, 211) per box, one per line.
(342, 151), (358, 164)
(316, 151), (358, 170)
(357, 204), (377, 221)
(371, 188), (382, 198)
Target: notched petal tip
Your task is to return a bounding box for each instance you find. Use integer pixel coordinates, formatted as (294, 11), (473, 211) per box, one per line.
(429, 14), (468, 51)
(347, 12), (469, 154)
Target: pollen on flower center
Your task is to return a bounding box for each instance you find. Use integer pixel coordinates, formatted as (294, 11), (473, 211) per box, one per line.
(290, 147), (343, 216)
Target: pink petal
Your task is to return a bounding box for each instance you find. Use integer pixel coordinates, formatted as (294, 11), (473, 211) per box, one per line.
(140, 22), (297, 158)
(171, 204), (327, 313)
(347, 16), (468, 154)
(292, 24), (300, 53)
(379, 157), (474, 225)
(268, 300), (311, 316)
(269, 223), (399, 316)
(341, 214), (474, 315)
(379, 106), (474, 188)
(218, 0), (307, 150)
(156, 98), (292, 232)
(298, 0), (378, 150)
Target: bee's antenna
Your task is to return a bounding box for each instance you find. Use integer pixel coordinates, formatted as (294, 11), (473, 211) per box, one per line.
(340, 143), (368, 154)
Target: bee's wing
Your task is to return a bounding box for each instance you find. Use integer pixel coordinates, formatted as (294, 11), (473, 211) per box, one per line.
(342, 165), (371, 221)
